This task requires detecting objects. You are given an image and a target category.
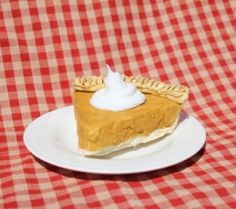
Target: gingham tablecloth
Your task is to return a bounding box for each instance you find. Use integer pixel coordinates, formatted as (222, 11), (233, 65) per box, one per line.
(1, 1), (236, 208)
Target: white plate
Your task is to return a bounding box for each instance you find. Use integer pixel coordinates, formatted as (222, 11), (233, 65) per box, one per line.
(24, 106), (206, 174)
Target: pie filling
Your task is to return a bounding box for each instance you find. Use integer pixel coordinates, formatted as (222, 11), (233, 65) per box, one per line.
(73, 91), (181, 152)
(78, 114), (179, 156)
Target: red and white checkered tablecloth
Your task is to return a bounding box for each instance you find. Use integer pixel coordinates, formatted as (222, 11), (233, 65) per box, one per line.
(1, 1), (236, 208)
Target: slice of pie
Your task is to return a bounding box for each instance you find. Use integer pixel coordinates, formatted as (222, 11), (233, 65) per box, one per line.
(72, 74), (189, 156)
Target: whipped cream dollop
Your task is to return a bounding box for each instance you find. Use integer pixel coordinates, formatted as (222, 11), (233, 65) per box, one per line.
(90, 65), (146, 111)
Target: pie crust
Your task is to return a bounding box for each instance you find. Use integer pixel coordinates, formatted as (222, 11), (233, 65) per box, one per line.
(73, 75), (189, 104)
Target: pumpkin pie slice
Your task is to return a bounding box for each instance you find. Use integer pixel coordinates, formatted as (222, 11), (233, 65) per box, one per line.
(72, 75), (189, 156)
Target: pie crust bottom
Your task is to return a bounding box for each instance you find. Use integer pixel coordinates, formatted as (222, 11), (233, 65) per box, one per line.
(78, 115), (179, 157)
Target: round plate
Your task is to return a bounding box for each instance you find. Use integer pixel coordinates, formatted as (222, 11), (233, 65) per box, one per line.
(24, 106), (206, 174)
